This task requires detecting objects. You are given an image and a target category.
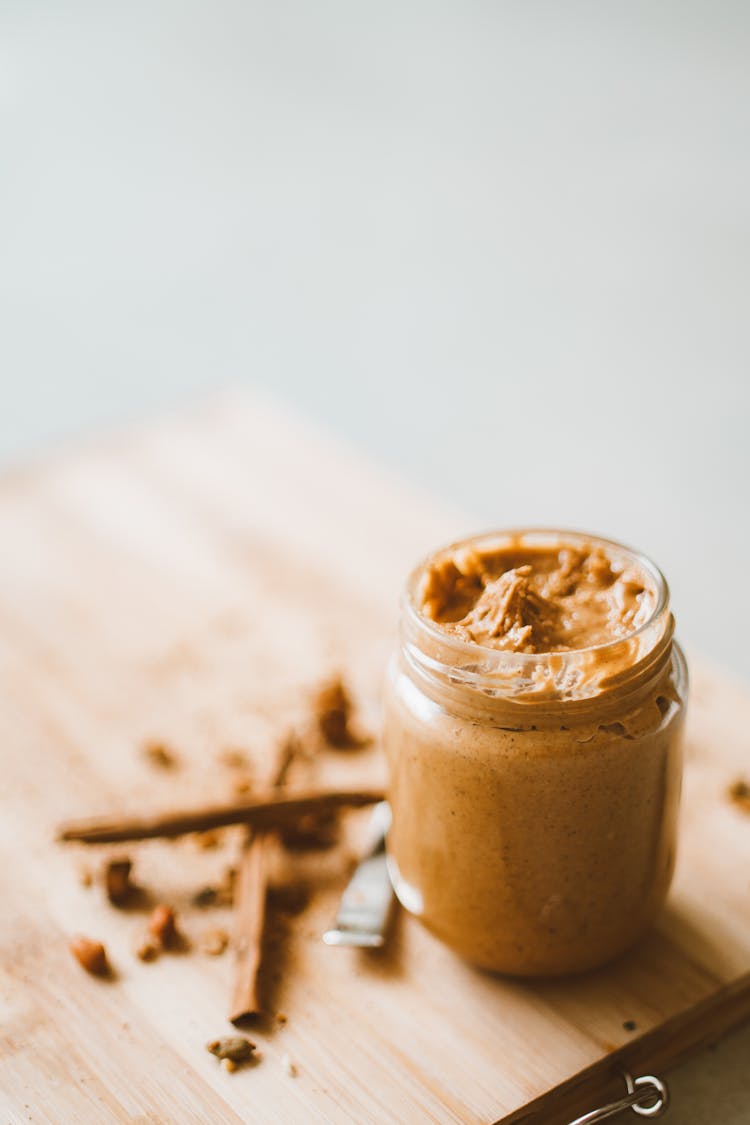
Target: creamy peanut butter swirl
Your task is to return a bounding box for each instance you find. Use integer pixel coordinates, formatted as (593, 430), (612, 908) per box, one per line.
(418, 540), (656, 654)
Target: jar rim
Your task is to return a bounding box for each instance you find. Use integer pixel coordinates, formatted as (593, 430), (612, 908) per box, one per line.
(401, 528), (672, 705)
(405, 527), (669, 660)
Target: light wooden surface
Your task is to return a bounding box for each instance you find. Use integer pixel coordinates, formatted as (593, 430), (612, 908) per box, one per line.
(1, 391), (749, 1125)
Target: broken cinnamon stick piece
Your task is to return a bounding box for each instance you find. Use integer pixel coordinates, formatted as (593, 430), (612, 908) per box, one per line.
(229, 738), (300, 1023)
(229, 833), (269, 1022)
(56, 787), (384, 845)
(313, 677), (370, 748)
(274, 731), (302, 788)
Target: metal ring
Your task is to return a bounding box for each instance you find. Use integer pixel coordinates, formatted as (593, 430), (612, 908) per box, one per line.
(627, 1073), (669, 1118)
(567, 1071), (670, 1124)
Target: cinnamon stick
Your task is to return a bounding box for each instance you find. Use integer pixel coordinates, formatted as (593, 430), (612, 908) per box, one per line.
(229, 832), (269, 1020)
(56, 787), (384, 846)
(229, 737), (300, 1023)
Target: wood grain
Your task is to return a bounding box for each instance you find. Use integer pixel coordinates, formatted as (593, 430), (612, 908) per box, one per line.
(1, 390), (749, 1124)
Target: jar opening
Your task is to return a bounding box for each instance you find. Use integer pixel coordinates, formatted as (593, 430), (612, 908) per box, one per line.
(402, 528), (673, 707)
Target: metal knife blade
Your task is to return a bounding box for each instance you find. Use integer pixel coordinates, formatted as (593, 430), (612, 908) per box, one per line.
(323, 801), (394, 948)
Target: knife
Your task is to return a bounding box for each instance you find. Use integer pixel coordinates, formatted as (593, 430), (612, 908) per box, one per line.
(323, 801), (395, 948)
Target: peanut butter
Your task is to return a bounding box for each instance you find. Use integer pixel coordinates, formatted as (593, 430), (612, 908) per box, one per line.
(419, 540), (655, 654)
(384, 530), (687, 976)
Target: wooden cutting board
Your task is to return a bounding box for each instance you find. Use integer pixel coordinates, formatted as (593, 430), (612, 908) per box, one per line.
(1, 391), (749, 1125)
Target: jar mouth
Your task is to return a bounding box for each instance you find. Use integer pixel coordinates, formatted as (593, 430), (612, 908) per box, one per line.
(402, 528), (672, 704)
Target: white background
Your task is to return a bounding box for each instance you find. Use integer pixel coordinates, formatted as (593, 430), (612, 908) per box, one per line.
(2, 3), (749, 1119)
(2, 1), (750, 679)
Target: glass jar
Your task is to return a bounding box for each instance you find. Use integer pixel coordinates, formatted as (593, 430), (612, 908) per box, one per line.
(383, 529), (687, 976)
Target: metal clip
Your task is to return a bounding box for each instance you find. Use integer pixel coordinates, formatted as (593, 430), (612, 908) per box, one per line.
(567, 1072), (669, 1124)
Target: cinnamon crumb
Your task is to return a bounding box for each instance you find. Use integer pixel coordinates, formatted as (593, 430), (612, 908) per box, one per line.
(313, 677), (369, 749)
(78, 866), (94, 888)
(148, 904), (179, 948)
(192, 876), (234, 908)
(231, 774), (254, 797)
(728, 778), (750, 812)
(142, 741), (178, 770)
(218, 748), (249, 771)
(192, 885), (219, 908)
(276, 1011), (287, 1024)
(207, 1036), (256, 1063)
(132, 931), (160, 962)
(199, 927), (229, 956)
(104, 856), (136, 906)
(193, 830), (222, 850)
(69, 935), (109, 976)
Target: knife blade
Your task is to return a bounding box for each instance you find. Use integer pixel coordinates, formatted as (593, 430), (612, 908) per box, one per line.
(323, 801), (394, 948)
